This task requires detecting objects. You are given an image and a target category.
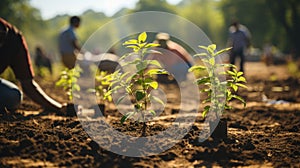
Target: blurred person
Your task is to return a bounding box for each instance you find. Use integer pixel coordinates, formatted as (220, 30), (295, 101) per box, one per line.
(96, 48), (121, 74)
(229, 22), (251, 40)
(146, 33), (194, 82)
(58, 16), (81, 69)
(0, 17), (63, 112)
(262, 43), (274, 66)
(34, 46), (53, 76)
(227, 21), (251, 73)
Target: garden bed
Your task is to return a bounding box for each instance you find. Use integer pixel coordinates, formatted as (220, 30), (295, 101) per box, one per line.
(0, 62), (299, 167)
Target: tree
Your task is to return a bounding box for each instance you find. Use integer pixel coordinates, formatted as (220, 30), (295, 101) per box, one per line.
(0, 0), (46, 52)
(133, 0), (177, 14)
(0, 0), (43, 30)
(266, 0), (300, 58)
(179, 0), (225, 46)
(220, 0), (300, 58)
(220, 0), (283, 48)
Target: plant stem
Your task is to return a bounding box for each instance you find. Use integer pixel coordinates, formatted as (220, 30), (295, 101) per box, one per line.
(141, 51), (147, 136)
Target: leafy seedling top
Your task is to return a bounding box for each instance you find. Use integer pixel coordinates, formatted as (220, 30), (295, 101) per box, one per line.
(105, 32), (168, 127)
(55, 65), (82, 102)
(189, 44), (247, 119)
(88, 70), (113, 103)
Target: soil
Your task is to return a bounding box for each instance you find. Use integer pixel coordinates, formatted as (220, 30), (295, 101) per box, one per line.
(0, 62), (299, 167)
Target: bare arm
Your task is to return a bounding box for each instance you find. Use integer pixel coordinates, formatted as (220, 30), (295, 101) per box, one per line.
(73, 39), (81, 51)
(20, 79), (62, 111)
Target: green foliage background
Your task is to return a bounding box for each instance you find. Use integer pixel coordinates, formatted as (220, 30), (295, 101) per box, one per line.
(1, 0), (299, 63)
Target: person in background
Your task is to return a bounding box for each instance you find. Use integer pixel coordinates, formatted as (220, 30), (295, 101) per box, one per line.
(146, 32), (194, 83)
(58, 16), (81, 69)
(34, 46), (53, 76)
(0, 17), (63, 112)
(227, 21), (251, 73)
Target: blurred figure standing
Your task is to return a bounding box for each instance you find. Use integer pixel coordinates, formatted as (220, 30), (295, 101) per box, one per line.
(227, 21), (251, 73)
(34, 46), (53, 76)
(262, 43), (274, 66)
(58, 16), (81, 69)
(147, 33), (194, 83)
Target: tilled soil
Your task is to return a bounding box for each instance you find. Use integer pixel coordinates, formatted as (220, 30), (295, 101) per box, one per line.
(0, 62), (299, 167)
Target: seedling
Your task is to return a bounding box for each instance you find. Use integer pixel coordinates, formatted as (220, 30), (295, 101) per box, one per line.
(88, 70), (113, 103)
(189, 44), (247, 140)
(105, 32), (168, 135)
(189, 44), (247, 119)
(55, 65), (81, 102)
(87, 70), (113, 117)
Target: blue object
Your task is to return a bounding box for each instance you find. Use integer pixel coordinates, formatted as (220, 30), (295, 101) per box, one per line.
(0, 78), (22, 111)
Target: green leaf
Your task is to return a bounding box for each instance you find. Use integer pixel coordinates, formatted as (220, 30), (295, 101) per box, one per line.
(236, 83), (247, 88)
(146, 69), (168, 76)
(149, 81), (158, 89)
(144, 78), (153, 83)
(232, 95), (246, 107)
(149, 110), (156, 116)
(123, 39), (138, 45)
(227, 70), (236, 76)
(138, 32), (147, 43)
(209, 58), (215, 66)
(104, 90), (113, 97)
(103, 92), (112, 101)
(119, 53), (132, 60)
(207, 44), (216, 55)
(134, 104), (142, 110)
(237, 76), (246, 82)
(215, 47), (232, 56)
(120, 112), (135, 124)
(55, 79), (64, 86)
(217, 63), (235, 68)
(147, 60), (162, 68)
(194, 53), (207, 57)
(136, 90), (145, 101)
(231, 84), (238, 92)
(196, 76), (210, 85)
(224, 104), (232, 110)
(73, 84), (80, 91)
(87, 88), (96, 93)
(145, 43), (160, 48)
(237, 71), (244, 77)
(124, 45), (139, 51)
(126, 73), (137, 83)
(198, 45), (207, 50)
(202, 97), (211, 103)
(202, 105), (210, 118)
(146, 49), (161, 55)
(138, 43), (147, 49)
(150, 95), (165, 106)
(188, 65), (206, 72)
(208, 44), (216, 51)
(116, 94), (127, 105)
(124, 58), (141, 67)
(120, 72), (130, 80)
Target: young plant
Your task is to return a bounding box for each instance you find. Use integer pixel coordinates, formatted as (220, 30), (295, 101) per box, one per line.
(189, 44), (247, 119)
(105, 32), (168, 135)
(55, 65), (82, 102)
(88, 70), (113, 103)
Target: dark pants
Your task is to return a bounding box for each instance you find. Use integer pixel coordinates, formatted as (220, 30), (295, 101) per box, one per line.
(229, 49), (245, 72)
(0, 78), (22, 111)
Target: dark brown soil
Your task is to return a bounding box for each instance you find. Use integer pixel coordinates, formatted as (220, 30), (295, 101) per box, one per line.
(0, 62), (299, 167)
